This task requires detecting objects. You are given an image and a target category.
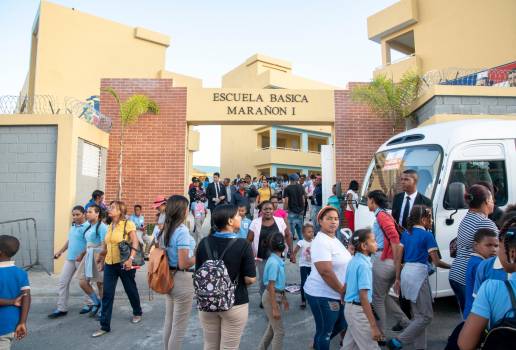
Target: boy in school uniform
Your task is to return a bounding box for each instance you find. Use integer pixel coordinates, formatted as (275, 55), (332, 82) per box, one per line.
(237, 204), (252, 240)
(463, 228), (498, 318)
(0, 235), (31, 350)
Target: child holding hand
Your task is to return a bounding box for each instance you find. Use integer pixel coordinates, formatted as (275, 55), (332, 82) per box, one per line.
(293, 223), (314, 308)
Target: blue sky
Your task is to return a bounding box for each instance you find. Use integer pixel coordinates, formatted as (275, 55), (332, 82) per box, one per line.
(0, 0), (398, 166)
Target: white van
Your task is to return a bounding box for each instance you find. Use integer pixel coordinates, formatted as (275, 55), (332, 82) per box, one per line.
(355, 119), (516, 297)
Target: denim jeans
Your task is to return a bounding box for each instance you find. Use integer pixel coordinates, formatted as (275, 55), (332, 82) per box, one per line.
(310, 205), (322, 233)
(300, 266), (311, 302)
(449, 279), (466, 317)
(288, 212), (304, 240)
(100, 263), (142, 332)
(306, 293), (347, 350)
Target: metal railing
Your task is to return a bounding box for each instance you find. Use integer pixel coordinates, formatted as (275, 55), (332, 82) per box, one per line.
(259, 146), (322, 154)
(0, 218), (50, 274)
(0, 95), (112, 132)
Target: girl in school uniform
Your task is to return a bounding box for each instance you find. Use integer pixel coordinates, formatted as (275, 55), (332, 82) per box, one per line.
(388, 205), (450, 350)
(76, 204), (108, 317)
(259, 233), (288, 350)
(342, 228), (382, 350)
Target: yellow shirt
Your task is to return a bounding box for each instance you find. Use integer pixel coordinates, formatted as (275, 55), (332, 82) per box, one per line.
(258, 187), (273, 202)
(104, 220), (136, 265)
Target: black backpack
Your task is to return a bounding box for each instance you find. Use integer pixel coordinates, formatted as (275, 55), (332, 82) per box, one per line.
(481, 280), (516, 349)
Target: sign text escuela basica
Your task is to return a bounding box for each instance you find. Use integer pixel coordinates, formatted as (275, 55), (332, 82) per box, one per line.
(212, 92), (309, 116)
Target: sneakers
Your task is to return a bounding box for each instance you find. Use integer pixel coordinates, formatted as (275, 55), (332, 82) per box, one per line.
(79, 305), (93, 314)
(386, 338), (403, 350)
(92, 329), (109, 338)
(131, 315), (142, 324)
(47, 310), (68, 319)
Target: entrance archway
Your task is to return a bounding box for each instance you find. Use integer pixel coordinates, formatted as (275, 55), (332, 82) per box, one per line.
(100, 78), (396, 221)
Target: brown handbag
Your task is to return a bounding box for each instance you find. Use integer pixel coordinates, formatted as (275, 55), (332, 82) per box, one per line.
(147, 247), (174, 294)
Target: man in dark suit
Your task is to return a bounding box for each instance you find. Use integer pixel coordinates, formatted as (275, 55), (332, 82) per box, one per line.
(391, 168), (433, 331)
(392, 169), (433, 229)
(206, 172), (227, 211)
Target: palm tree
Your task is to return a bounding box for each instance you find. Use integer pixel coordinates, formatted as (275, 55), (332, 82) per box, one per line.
(351, 70), (422, 129)
(103, 88), (159, 200)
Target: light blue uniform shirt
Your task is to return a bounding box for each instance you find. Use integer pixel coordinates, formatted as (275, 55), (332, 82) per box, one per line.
(129, 214), (145, 230)
(84, 222), (108, 246)
(163, 224), (196, 268)
(344, 252), (373, 303)
(471, 279), (516, 328)
(237, 217), (252, 239)
(67, 222), (88, 260)
(373, 208), (385, 250)
(263, 253), (286, 291)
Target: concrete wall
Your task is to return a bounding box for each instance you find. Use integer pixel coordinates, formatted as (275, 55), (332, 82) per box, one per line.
(75, 139), (107, 206)
(0, 125), (57, 271)
(0, 115), (109, 273)
(415, 95), (516, 124)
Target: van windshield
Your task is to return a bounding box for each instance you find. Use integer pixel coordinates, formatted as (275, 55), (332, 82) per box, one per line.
(360, 145), (443, 208)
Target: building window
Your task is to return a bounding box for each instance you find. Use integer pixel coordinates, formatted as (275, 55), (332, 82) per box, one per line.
(82, 142), (101, 178)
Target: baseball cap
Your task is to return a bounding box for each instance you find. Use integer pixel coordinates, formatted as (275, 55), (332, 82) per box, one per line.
(152, 195), (167, 209)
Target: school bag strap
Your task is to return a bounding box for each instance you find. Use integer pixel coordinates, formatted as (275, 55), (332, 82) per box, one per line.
(505, 280), (516, 310)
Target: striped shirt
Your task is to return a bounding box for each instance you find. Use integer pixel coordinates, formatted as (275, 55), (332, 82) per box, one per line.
(449, 211), (498, 285)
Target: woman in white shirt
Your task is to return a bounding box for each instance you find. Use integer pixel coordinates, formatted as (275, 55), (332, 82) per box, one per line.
(304, 206), (352, 350)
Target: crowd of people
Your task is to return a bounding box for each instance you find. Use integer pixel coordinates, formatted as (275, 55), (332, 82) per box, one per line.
(1, 170), (516, 350)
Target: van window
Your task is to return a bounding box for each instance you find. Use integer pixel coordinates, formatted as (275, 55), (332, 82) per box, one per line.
(360, 145), (443, 207)
(444, 160), (508, 209)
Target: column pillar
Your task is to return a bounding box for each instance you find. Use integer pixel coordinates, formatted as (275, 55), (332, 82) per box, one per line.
(301, 132), (308, 152)
(271, 164), (277, 177)
(270, 127), (277, 149)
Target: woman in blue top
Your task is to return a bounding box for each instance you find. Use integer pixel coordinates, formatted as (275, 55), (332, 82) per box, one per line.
(157, 195), (196, 350)
(76, 204), (108, 317)
(458, 219), (516, 350)
(259, 233), (288, 350)
(389, 205), (450, 350)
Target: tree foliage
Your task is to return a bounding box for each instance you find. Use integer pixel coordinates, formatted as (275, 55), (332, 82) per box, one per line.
(351, 71), (422, 128)
(103, 87), (159, 200)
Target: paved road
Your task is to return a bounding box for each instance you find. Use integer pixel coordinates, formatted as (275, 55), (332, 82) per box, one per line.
(13, 214), (462, 349)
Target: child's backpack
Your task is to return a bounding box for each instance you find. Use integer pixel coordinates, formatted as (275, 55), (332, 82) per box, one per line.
(147, 247), (174, 294)
(193, 238), (239, 312)
(481, 280), (516, 349)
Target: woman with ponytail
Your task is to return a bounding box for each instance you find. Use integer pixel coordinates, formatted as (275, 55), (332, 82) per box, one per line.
(158, 195), (196, 350)
(458, 215), (516, 350)
(388, 205), (450, 350)
(449, 184), (498, 315)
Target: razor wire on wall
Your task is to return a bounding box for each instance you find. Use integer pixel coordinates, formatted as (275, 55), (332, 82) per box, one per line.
(0, 95), (112, 132)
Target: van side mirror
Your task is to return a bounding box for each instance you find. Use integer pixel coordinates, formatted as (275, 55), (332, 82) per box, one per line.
(446, 182), (466, 225)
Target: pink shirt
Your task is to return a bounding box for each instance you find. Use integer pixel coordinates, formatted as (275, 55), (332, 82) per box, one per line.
(273, 208), (287, 219)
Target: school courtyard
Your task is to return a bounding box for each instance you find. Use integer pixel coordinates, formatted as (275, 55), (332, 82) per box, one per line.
(11, 214), (459, 350)
(17, 260), (460, 350)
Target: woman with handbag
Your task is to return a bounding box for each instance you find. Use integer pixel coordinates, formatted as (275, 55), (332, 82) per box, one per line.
(157, 195), (196, 350)
(93, 201), (143, 337)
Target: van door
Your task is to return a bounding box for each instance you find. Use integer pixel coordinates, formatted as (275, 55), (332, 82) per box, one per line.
(433, 141), (509, 298)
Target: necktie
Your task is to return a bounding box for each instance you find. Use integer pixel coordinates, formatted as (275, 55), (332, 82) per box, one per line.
(215, 183), (219, 198)
(401, 196), (411, 227)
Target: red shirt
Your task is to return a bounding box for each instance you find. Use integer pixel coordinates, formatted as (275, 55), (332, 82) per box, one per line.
(376, 211), (400, 260)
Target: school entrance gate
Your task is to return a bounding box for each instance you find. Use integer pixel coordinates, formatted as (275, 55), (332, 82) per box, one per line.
(100, 78), (397, 220)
